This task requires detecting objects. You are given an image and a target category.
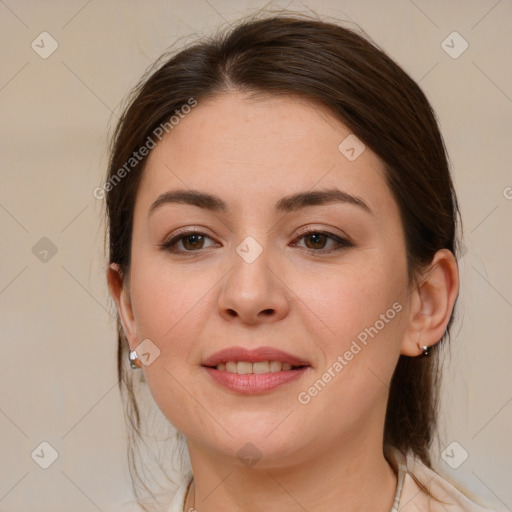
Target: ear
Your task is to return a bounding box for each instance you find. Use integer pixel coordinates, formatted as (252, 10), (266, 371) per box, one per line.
(401, 249), (459, 357)
(107, 263), (138, 349)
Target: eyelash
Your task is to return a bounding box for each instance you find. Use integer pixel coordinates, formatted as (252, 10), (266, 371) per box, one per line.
(160, 228), (352, 255)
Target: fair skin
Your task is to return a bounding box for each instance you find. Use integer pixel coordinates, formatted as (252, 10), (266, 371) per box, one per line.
(108, 92), (459, 512)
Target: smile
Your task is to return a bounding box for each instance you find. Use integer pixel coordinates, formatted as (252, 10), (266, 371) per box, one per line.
(201, 345), (311, 393)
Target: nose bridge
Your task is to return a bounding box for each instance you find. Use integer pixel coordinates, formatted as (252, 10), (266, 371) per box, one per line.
(218, 235), (289, 323)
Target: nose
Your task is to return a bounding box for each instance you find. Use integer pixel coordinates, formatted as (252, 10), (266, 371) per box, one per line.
(217, 244), (290, 325)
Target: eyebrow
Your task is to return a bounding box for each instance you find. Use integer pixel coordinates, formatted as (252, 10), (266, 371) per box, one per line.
(149, 188), (373, 215)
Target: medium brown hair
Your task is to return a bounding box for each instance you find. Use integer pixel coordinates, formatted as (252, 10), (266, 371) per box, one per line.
(105, 11), (460, 504)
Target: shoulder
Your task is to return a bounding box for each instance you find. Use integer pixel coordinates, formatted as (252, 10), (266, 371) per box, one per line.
(166, 471), (193, 512)
(387, 446), (498, 512)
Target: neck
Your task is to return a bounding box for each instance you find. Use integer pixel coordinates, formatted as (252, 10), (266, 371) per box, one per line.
(184, 434), (397, 512)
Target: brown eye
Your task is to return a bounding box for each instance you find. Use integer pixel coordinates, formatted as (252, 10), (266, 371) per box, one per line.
(161, 231), (217, 253)
(182, 234), (205, 250)
(304, 233), (329, 250)
(292, 230), (352, 254)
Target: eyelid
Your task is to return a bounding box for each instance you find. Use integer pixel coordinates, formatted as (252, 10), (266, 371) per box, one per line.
(164, 226), (208, 239)
(294, 224), (350, 240)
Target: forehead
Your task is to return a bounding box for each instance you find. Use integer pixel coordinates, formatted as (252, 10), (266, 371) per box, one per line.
(137, 92), (392, 216)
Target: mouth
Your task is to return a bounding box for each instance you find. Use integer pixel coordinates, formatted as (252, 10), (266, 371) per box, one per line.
(201, 346), (311, 394)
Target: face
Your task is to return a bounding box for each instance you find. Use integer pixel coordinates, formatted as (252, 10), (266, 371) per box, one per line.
(119, 92), (414, 468)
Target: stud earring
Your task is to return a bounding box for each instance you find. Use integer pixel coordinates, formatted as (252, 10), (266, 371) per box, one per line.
(129, 349), (141, 369)
(420, 345), (430, 357)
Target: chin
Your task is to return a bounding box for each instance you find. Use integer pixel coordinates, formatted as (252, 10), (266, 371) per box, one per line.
(188, 423), (313, 468)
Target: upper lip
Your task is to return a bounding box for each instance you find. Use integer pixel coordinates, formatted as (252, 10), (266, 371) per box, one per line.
(202, 346), (310, 367)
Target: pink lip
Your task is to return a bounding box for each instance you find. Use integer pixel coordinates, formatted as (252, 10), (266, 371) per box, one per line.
(201, 346), (310, 367)
(204, 366), (310, 394)
(201, 346), (311, 395)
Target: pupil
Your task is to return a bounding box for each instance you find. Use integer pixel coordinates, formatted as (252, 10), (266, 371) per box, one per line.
(306, 233), (326, 249)
(184, 234), (203, 250)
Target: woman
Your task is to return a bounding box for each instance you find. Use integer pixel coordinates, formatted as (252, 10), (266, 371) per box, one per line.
(105, 12), (495, 512)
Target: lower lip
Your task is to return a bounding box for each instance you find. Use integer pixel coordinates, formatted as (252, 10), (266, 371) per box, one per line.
(203, 366), (310, 394)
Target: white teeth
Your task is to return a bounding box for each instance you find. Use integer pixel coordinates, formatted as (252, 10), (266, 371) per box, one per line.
(226, 361), (237, 373)
(269, 361), (282, 372)
(253, 361), (270, 374)
(215, 360), (297, 374)
(237, 361), (253, 375)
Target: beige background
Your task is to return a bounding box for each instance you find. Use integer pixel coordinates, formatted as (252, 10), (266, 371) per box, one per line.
(1, 1), (511, 511)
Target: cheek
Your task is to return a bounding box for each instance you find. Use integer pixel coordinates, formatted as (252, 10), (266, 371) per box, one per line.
(127, 248), (241, 432)
(297, 257), (406, 346)
(293, 271), (406, 436)
(128, 252), (215, 356)
(128, 258), (217, 431)
(295, 256), (407, 403)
